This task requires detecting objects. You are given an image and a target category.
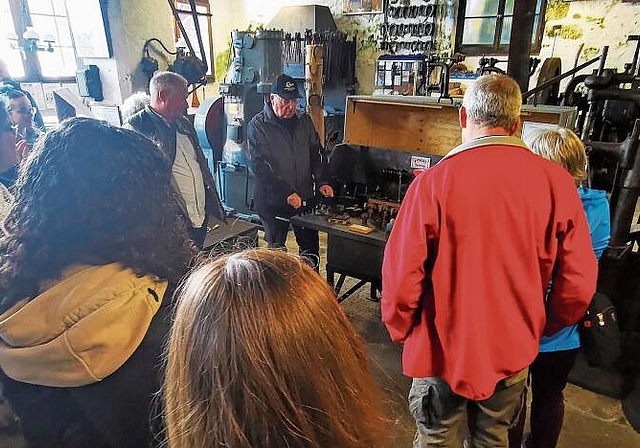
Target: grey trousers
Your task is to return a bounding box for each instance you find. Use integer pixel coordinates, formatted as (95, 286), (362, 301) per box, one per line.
(409, 369), (528, 448)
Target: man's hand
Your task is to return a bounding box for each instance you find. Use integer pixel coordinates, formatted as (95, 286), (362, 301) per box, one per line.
(287, 192), (303, 209)
(319, 184), (334, 198)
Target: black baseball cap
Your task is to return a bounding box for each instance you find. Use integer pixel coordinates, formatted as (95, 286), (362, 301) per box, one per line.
(273, 74), (301, 100)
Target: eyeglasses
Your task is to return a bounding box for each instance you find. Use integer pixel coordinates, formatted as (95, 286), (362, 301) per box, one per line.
(12, 107), (35, 115)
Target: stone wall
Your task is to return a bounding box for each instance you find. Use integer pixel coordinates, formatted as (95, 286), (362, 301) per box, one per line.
(100, 0), (639, 100)
(449, 0), (640, 91)
(535, 0), (640, 89)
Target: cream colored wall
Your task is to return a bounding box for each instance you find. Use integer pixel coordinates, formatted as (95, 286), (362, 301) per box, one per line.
(85, 0), (176, 104)
(100, 0), (639, 102)
(534, 0), (640, 90)
(453, 0), (640, 92)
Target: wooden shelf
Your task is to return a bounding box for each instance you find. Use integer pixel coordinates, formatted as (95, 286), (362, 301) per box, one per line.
(344, 96), (461, 156)
(343, 95), (577, 156)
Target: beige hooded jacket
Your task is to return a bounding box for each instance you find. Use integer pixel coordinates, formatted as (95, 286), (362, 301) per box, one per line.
(0, 263), (167, 387)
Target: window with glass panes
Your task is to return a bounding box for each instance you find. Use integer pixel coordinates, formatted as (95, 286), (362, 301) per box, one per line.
(0, 0), (76, 81)
(455, 0), (546, 56)
(175, 0), (215, 79)
(0, 0), (24, 77)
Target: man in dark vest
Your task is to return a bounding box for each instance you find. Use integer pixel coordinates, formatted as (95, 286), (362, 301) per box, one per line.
(126, 71), (224, 247)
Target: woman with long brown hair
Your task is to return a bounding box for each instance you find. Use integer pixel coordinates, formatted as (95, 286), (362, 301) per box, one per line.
(163, 248), (386, 448)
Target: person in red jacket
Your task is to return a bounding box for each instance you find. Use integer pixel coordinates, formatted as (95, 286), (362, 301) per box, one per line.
(381, 74), (598, 448)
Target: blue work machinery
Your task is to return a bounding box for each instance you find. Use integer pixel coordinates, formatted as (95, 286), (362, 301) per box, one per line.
(194, 5), (356, 219)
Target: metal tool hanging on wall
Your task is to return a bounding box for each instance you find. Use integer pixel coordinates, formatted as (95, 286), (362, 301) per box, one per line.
(282, 31), (356, 86)
(380, 0), (437, 54)
(387, 4), (435, 20)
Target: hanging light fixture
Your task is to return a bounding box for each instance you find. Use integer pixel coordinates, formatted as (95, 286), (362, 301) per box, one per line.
(6, 27), (56, 53)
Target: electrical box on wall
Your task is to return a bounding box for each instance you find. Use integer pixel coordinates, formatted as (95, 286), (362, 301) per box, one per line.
(76, 65), (103, 102)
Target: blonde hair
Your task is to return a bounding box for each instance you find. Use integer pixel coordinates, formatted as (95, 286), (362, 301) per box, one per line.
(527, 128), (587, 185)
(463, 74), (522, 131)
(163, 249), (386, 448)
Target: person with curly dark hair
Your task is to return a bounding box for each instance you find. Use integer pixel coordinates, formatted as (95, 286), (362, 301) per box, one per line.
(0, 99), (15, 222)
(0, 99), (18, 191)
(0, 117), (195, 448)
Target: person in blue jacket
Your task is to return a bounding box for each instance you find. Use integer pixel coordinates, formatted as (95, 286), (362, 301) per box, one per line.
(510, 128), (611, 448)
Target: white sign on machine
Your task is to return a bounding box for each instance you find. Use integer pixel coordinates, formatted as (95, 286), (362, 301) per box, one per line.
(410, 155), (431, 170)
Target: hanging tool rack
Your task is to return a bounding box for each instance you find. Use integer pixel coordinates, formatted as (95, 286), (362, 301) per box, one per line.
(380, 0), (437, 54)
(282, 31), (357, 86)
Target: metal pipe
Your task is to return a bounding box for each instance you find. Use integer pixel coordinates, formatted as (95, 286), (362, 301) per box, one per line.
(628, 35), (640, 76)
(597, 46), (609, 76)
(244, 163), (250, 209)
(188, 0), (209, 73)
(167, 0), (198, 58)
(581, 102), (598, 141)
(523, 55), (601, 99)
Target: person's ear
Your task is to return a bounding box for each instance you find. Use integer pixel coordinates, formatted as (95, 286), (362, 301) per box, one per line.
(459, 106), (468, 129)
(509, 117), (521, 136)
(157, 89), (169, 105)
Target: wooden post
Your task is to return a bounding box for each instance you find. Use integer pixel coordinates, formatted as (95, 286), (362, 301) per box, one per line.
(507, 0), (537, 94)
(305, 44), (325, 146)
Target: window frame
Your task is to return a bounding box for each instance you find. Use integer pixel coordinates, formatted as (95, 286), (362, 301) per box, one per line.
(3, 0), (76, 83)
(173, 0), (215, 81)
(454, 0), (547, 57)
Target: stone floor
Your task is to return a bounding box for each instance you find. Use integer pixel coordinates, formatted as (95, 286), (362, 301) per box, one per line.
(342, 291), (640, 447)
(0, 231), (639, 447)
(322, 228), (640, 448)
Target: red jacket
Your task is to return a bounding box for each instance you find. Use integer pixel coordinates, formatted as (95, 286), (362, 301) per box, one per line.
(381, 136), (598, 400)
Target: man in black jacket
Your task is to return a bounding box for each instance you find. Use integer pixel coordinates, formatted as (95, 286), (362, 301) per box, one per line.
(125, 71), (225, 247)
(247, 74), (333, 264)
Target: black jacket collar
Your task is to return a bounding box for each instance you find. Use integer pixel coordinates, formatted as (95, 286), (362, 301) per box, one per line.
(146, 106), (173, 129)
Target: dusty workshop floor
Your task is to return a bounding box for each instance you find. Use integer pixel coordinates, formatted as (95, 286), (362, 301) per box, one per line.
(307, 232), (640, 447)
(342, 292), (640, 447)
(0, 231), (639, 447)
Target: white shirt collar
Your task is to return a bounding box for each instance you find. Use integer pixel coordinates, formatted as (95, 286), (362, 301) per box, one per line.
(439, 135), (529, 163)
